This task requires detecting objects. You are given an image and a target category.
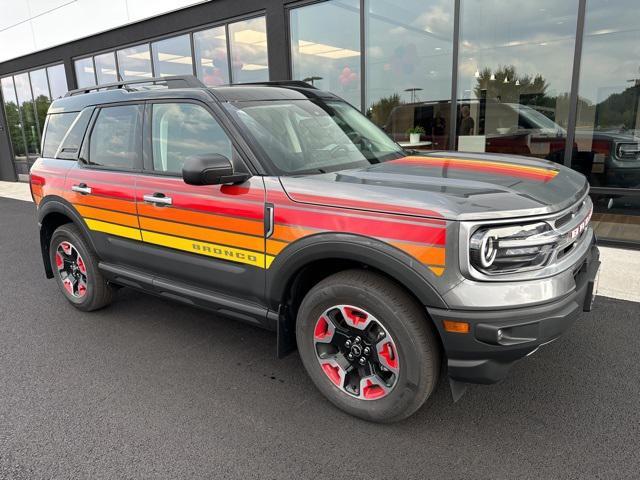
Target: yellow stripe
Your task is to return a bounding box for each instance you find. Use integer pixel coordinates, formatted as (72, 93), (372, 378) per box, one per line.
(429, 266), (445, 277)
(265, 255), (276, 269)
(141, 230), (267, 268)
(85, 218), (142, 241)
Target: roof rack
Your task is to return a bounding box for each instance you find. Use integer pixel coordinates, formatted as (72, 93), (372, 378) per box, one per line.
(230, 80), (317, 89)
(64, 75), (206, 97)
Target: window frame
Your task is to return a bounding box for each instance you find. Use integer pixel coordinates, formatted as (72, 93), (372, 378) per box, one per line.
(80, 101), (145, 173)
(141, 98), (251, 178)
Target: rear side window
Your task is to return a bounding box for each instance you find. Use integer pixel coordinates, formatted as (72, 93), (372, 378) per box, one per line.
(42, 112), (77, 158)
(57, 108), (93, 160)
(151, 103), (232, 173)
(88, 105), (142, 169)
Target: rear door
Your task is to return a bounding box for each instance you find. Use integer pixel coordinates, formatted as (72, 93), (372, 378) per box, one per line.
(64, 103), (143, 265)
(133, 100), (266, 303)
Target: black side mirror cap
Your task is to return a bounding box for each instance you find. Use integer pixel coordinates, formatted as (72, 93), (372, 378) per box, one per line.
(182, 154), (250, 186)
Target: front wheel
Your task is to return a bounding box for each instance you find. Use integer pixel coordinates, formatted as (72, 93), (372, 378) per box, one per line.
(296, 269), (440, 423)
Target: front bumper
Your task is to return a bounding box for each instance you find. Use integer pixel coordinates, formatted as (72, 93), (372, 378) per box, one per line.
(428, 243), (600, 384)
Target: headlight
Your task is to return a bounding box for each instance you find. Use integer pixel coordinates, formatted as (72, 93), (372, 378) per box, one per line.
(469, 222), (556, 274)
(616, 142), (640, 161)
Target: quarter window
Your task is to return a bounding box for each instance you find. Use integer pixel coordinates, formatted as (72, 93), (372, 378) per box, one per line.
(151, 103), (232, 173)
(89, 105), (142, 169)
(42, 112), (78, 158)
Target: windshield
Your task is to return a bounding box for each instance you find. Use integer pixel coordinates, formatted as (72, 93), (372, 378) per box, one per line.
(225, 99), (405, 174)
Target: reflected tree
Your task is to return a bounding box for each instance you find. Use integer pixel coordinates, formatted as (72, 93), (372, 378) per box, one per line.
(368, 93), (403, 127)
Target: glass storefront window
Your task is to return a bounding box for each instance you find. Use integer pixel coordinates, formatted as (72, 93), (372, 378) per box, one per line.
(457, 0), (579, 164)
(29, 69), (51, 134)
(575, 0), (640, 242)
(13, 72), (40, 158)
(194, 26), (230, 86)
(1, 77), (27, 164)
(228, 16), (269, 83)
(117, 44), (153, 81)
(47, 64), (68, 99)
(74, 57), (96, 88)
(290, 0), (361, 109)
(95, 52), (118, 84)
(365, 0), (454, 149)
(152, 35), (193, 77)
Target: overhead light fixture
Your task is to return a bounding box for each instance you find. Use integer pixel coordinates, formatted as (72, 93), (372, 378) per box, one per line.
(474, 69), (480, 78)
(503, 76), (509, 83)
(298, 40), (359, 59)
(515, 80), (520, 86)
(490, 73), (496, 81)
(242, 63), (268, 71)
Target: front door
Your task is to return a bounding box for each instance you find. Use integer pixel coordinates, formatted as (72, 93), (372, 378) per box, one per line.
(133, 101), (266, 303)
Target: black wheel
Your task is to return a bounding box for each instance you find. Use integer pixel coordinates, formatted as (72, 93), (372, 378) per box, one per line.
(296, 269), (440, 423)
(50, 223), (114, 311)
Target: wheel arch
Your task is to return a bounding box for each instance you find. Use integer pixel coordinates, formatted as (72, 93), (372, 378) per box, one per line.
(267, 233), (448, 357)
(37, 196), (96, 279)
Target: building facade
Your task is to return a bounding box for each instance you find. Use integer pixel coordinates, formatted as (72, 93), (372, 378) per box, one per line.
(0, 0), (638, 247)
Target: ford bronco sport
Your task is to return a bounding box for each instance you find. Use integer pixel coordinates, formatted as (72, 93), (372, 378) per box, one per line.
(30, 76), (600, 423)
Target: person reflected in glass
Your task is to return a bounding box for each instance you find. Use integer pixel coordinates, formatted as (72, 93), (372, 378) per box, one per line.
(460, 105), (474, 135)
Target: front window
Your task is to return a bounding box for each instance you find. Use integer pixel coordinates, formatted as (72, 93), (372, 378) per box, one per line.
(227, 99), (404, 174)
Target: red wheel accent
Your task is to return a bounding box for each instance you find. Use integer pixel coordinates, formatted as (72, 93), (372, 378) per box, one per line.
(315, 316), (330, 339)
(55, 252), (64, 270)
(63, 278), (73, 294)
(378, 342), (399, 370)
(343, 306), (368, 327)
(60, 242), (72, 255)
(322, 363), (342, 386)
(77, 256), (87, 275)
(362, 380), (386, 400)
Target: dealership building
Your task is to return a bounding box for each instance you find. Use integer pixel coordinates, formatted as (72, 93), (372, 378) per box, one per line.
(0, 0), (638, 247)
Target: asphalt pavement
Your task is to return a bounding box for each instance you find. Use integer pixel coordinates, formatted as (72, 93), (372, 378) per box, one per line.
(0, 197), (638, 480)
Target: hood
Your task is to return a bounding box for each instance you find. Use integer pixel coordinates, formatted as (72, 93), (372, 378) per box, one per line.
(279, 152), (588, 221)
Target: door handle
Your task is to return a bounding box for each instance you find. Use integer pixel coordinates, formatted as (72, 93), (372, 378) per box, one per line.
(143, 193), (172, 206)
(71, 183), (92, 195)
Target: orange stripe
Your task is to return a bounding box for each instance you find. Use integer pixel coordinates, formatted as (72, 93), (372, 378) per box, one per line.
(66, 192), (137, 215)
(137, 203), (263, 236)
(138, 216), (264, 252)
(389, 241), (446, 266)
(272, 224), (317, 242)
(266, 239), (288, 255)
(76, 205), (139, 228)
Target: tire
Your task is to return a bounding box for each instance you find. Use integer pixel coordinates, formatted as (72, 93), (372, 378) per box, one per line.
(49, 223), (115, 311)
(296, 269), (440, 423)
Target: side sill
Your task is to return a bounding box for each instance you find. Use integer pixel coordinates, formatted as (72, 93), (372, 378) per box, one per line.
(99, 262), (276, 330)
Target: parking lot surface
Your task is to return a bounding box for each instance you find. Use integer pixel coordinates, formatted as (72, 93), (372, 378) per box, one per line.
(0, 197), (638, 479)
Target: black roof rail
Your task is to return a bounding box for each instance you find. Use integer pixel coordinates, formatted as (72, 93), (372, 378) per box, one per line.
(230, 80), (317, 89)
(64, 75), (206, 97)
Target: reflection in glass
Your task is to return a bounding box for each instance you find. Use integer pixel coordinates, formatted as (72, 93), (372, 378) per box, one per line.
(194, 26), (230, 86)
(29, 69), (51, 133)
(290, 0), (361, 109)
(117, 44), (153, 81)
(1, 77), (27, 164)
(95, 52), (118, 84)
(47, 64), (68, 99)
(365, 0), (454, 149)
(457, 0), (578, 164)
(13, 73), (40, 157)
(228, 16), (269, 83)
(575, 0), (640, 242)
(75, 57), (96, 87)
(152, 35), (193, 77)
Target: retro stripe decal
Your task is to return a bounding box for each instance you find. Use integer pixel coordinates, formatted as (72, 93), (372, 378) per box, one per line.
(84, 219), (143, 241)
(392, 156), (559, 182)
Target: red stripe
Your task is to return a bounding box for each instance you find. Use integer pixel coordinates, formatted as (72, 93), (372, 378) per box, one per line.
(275, 207), (446, 245)
(392, 157), (557, 182)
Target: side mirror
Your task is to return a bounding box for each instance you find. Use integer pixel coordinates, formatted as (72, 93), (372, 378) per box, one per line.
(182, 154), (250, 186)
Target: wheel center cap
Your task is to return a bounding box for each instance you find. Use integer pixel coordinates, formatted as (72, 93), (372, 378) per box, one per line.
(350, 344), (362, 357)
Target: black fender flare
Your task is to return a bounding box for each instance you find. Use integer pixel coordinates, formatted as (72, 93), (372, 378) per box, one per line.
(37, 195), (96, 278)
(266, 232), (448, 310)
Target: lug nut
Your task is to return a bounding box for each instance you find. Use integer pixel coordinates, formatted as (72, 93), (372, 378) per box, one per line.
(345, 340), (352, 348)
(359, 357), (366, 365)
(347, 353), (354, 360)
(363, 347), (370, 356)
(355, 336), (361, 343)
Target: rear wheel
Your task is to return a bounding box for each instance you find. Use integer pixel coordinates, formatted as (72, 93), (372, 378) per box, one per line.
(50, 224), (114, 311)
(296, 269), (440, 423)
